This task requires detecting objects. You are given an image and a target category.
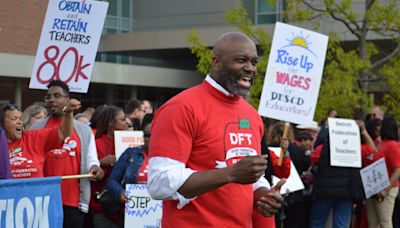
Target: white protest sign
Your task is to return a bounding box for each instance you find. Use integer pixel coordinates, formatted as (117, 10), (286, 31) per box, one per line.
(30, 0), (108, 93)
(125, 184), (162, 228)
(328, 118), (361, 168)
(360, 158), (390, 199)
(270, 147), (305, 193)
(258, 22), (328, 125)
(114, 131), (144, 159)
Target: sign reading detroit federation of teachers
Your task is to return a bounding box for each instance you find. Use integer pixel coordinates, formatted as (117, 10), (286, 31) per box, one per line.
(30, 0), (108, 93)
(328, 118), (362, 168)
(258, 22), (328, 125)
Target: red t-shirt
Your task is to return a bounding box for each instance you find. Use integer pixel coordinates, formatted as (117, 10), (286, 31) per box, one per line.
(150, 81), (264, 228)
(361, 144), (375, 166)
(136, 151), (148, 184)
(8, 128), (59, 179)
(90, 134), (115, 214)
(374, 140), (400, 187)
(43, 117), (82, 207)
(270, 150), (291, 178)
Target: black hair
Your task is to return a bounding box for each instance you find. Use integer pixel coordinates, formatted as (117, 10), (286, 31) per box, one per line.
(124, 99), (142, 115)
(380, 116), (398, 141)
(141, 113), (154, 130)
(130, 118), (141, 130)
(366, 118), (381, 141)
(95, 106), (123, 138)
(47, 80), (70, 97)
(90, 104), (108, 129)
(314, 125), (329, 148)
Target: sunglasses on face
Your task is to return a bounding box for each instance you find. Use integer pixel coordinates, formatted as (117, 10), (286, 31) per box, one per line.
(44, 93), (68, 102)
(3, 104), (21, 112)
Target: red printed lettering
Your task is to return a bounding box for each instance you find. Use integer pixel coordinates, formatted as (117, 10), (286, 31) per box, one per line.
(36, 45), (90, 84)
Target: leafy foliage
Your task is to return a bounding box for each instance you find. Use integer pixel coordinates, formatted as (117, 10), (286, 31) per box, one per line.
(187, 0), (400, 121)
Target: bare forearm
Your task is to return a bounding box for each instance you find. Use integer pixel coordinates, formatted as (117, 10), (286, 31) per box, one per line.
(361, 131), (376, 151)
(178, 167), (234, 198)
(58, 111), (74, 144)
(388, 168), (400, 189)
(178, 155), (267, 199)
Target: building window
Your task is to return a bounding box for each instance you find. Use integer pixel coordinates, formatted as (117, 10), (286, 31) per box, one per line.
(102, 0), (132, 34)
(99, 0), (133, 64)
(255, 0), (284, 24)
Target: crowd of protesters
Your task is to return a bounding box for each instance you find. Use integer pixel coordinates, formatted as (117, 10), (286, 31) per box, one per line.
(1, 33), (400, 227)
(0, 80), (155, 228)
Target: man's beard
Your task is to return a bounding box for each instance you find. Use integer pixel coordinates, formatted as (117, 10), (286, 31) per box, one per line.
(219, 65), (252, 97)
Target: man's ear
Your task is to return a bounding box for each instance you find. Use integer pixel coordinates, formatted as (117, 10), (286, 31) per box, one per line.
(212, 56), (220, 72)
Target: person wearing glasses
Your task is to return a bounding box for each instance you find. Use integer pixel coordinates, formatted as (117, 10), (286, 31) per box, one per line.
(104, 113), (153, 227)
(30, 80), (103, 228)
(89, 105), (129, 228)
(1, 101), (79, 179)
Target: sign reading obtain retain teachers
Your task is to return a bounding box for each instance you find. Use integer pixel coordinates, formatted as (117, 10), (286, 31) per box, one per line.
(30, 0), (108, 93)
(258, 22), (328, 125)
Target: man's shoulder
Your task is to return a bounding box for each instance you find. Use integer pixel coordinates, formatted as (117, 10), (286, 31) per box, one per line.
(161, 83), (205, 108)
(73, 120), (93, 141)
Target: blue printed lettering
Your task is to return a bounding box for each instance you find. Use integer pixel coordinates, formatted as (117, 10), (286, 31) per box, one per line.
(59, 0), (92, 14)
(275, 49), (314, 73)
(0, 196), (50, 228)
(52, 18), (88, 33)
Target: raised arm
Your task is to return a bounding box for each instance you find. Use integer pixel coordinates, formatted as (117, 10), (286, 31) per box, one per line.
(57, 98), (81, 144)
(356, 120), (377, 151)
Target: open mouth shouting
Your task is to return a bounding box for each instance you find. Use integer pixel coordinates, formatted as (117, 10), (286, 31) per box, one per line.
(237, 76), (254, 89)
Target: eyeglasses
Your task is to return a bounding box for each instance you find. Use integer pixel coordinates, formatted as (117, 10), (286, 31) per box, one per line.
(3, 104), (21, 112)
(44, 93), (68, 102)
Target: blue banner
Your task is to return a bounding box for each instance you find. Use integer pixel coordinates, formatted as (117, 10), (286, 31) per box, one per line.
(0, 176), (63, 228)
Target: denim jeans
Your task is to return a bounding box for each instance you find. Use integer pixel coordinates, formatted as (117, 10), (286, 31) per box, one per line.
(309, 199), (353, 228)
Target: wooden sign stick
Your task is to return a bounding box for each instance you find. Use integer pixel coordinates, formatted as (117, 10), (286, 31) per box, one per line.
(61, 173), (94, 180)
(278, 122), (290, 166)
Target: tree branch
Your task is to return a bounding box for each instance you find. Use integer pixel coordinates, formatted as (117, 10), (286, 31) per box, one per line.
(300, 0), (361, 38)
(371, 43), (400, 70)
(300, 0), (326, 13)
(327, 10), (361, 39)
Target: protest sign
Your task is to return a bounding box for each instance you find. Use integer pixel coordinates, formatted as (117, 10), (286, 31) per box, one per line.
(30, 0), (108, 93)
(270, 147), (305, 194)
(124, 184), (162, 228)
(328, 118), (362, 168)
(360, 157), (390, 199)
(114, 131), (144, 159)
(0, 177), (63, 228)
(258, 22), (328, 125)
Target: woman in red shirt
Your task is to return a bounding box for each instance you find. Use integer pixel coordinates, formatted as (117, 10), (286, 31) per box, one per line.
(366, 116), (400, 228)
(90, 105), (129, 228)
(1, 101), (78, 179)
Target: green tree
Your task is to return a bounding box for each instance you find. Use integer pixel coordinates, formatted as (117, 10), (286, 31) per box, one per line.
(187, 0), (400, 121)
(285, 0), (400, 120)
